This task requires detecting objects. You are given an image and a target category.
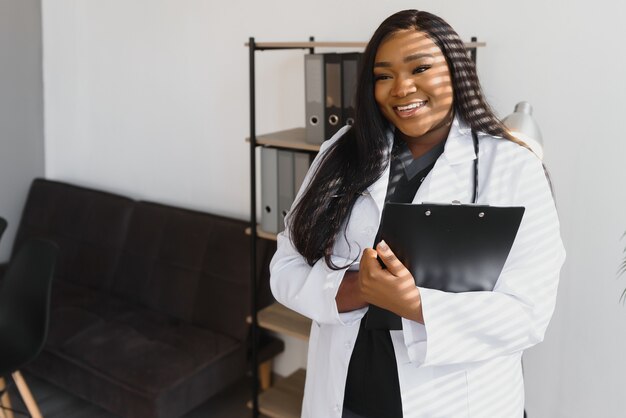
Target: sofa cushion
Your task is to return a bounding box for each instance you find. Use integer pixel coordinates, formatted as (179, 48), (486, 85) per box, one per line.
(14, 179), (133, 291)
(112, 201), (257, 341)
(28, 279), (245, 418)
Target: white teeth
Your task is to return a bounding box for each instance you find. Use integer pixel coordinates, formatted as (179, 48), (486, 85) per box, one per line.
(396, 101), (426, 111)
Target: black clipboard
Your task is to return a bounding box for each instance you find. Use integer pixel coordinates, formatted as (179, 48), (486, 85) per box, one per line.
(365, 202), (525, 330)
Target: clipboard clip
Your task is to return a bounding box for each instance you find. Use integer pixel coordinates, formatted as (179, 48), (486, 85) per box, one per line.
(447, 200), (490, 207)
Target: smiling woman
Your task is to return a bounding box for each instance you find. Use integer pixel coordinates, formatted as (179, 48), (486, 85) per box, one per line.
(286, 10), (520, 271)
(373, 30), (454, 158)
(269, 9), (565, 418)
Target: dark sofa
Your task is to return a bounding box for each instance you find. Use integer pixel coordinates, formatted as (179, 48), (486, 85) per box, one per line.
(3, 178), (278, 418)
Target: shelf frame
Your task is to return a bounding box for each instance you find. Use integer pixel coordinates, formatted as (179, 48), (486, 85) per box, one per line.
(248, 36), (260, 418)
(248, 36), (318, 418)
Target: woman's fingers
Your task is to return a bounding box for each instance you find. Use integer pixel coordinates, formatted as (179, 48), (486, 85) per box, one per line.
(359, 248), (379, 280)
(376, 240), (410, 277)
(362, 247), (378, 260)
(359, 242), (423, 323)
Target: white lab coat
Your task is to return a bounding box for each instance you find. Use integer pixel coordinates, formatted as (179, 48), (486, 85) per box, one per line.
(270, 117), (565, 418)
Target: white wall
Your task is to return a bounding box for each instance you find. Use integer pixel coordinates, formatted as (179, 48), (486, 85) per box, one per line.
(0, 0), (45, 263)
(42, 1), (626, 416)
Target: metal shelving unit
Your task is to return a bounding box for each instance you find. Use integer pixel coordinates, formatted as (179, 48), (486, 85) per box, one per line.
(247, 37), (363, 418)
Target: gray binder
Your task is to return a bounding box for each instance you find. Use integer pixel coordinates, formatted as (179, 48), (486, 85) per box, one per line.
(341, 53), (362, 127)
(293, 151), (312, 196)
(277, 150), (295, 232)
(324, 54), (342, 140)
(305, 53), (342, 144)
(262, 149), (312, 233)
(260, 147), (278, 233)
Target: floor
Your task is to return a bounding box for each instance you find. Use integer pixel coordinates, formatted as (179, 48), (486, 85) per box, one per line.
(2, 371), (254, 418)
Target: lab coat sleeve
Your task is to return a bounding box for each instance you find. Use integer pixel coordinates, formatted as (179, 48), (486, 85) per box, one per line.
(401, 153), (566, 367)
(269, 126), (368, 326)
(270, 231), (367, 325)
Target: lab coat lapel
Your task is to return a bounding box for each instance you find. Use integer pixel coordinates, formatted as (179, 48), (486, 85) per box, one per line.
(365, 160), (390, 220)
(365, 129), (394, 219)
(414, 118), (477, 204)
(364, 118), (477, 217)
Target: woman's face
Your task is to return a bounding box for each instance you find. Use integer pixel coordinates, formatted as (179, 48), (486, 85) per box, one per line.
(373, 29), (454, 141)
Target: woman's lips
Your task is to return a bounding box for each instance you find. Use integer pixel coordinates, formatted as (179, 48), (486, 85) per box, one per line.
(393, 100), (427, 118)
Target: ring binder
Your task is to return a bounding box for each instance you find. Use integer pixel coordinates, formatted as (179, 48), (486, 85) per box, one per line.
(305, 53), (342, 144)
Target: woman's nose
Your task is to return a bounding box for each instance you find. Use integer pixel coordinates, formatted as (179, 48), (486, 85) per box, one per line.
(392, 78), (417, 97)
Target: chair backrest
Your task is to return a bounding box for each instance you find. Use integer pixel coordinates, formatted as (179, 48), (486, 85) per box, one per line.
(0, 238), (58, 375)
(0, 216), (6, 242)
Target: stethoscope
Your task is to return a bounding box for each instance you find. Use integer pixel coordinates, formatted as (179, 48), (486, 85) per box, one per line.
(471, 130), (479, 204)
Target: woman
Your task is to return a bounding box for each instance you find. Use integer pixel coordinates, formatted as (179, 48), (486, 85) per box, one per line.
(270, 9), (565, 418)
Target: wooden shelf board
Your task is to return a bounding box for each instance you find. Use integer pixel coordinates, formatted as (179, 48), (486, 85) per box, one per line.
(246, 41), (365, 48)
(253, 303), (311, 341)
(245, 41), (486, 49)
(247, 128), (321, 152)
(248, 369), (306, 418)
(467, 41), (487, 48)
(245, 226), (278, 241)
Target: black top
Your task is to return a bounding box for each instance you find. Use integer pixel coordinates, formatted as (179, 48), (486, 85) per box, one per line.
(342, 136), (445, 418)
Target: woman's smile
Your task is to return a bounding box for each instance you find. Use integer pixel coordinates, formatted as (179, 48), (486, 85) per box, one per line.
(393, 100), (428, 118)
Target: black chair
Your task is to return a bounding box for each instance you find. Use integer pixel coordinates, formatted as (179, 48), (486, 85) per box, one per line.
(0, 238), (58, 418)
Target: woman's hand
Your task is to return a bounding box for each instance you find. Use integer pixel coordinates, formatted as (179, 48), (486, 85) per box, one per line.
(336, 271), (369, 313)
(359, 240), (424, 323)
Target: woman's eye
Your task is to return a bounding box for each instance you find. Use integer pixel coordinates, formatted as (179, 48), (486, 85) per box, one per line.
(374, 74), (391, 81)
(413, 65), (431, 74)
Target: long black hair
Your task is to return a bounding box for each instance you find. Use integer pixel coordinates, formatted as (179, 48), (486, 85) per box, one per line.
(289, 9), (520, 268)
